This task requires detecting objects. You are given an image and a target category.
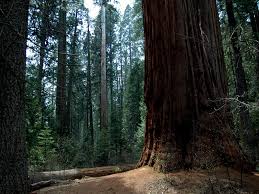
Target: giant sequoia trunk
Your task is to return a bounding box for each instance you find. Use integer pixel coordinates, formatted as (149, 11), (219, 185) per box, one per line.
(138, 0), (251, 172)
(0, 0), (29, 193)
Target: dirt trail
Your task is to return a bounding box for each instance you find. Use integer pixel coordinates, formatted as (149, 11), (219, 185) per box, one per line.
(34, 166), (259, 194)
(34, 167), (162, 194)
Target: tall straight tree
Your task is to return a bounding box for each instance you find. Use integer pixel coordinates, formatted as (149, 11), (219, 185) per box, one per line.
(86, 12), (94, 147)
(0, 0), (29, 192)
(56, 0), (67, 136)
(37, 0), (55, 126)
(138, 0), (251, 171)
(100, 0), (109, 164)
(225, 0), (255, 160)
(37, 1), (48, 125)
(106, 4), (120, 162)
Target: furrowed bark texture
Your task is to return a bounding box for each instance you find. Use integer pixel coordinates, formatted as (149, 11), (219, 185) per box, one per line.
(138, 0), (251, 172)
(0, 0), (29, 193)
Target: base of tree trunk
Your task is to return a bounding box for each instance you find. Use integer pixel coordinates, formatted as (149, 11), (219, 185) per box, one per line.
(138, 112), (254, 172)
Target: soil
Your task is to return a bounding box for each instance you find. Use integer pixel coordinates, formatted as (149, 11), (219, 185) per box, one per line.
(33, 166), (259, 194)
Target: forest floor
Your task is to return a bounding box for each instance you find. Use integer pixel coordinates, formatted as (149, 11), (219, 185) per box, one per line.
(33, 166), (259, 194)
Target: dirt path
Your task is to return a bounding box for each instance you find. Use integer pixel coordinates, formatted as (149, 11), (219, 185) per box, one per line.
(34, 166), (162, 194)
(34, 166), (259, 194)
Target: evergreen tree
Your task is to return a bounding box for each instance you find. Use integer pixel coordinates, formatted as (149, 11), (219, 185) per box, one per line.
(56, 0), (68, 136)
(138, 0), (252, 172)
(0, 0), (30, 192)
(123, 61), (144, 162)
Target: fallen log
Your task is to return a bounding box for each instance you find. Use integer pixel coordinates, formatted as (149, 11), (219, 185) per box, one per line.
(30, 164), (135, 185)
(30, 180), (56, 191)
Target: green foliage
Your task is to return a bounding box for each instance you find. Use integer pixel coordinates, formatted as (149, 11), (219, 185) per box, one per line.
(56, 137), (82, 169)
(136, 97), (146, 155)
(95, 130), (109, 165)
(123, 60), (144, 162)
(132, 0), (144, 45)
(220, 0), (259, 161)
(29, 127), (56, 170)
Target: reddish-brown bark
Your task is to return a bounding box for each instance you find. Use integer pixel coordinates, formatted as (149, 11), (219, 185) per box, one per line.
(138, 0), (252, 172)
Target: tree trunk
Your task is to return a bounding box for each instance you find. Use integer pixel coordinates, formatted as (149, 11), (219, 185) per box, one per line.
(56, 0), (67, 136)
(86, 13), (94, 147)
(119, 35), (124, 160)
(129, 21), (132, 72)
(38, 1), (51, 126)
(84, 12), (94, 148)
(109, 43), (114, 125)
(119, 34), (124, 110)
(38, 29), (46, 126)
(225, 0), (255, 161)
(0, 0), (29, 193)
(100, 1), (109, 164)
(115, 59), (121, 161)
(67, 10), (78, 135)
(138, 0), (252, 172)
